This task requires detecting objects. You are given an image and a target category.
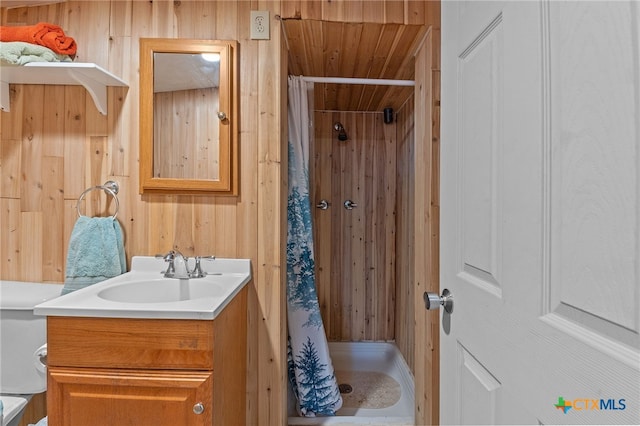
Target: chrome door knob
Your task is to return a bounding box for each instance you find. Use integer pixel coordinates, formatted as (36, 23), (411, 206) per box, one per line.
(423, 289), (453, 313)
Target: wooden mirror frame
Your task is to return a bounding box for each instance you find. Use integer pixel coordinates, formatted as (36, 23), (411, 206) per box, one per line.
(139, 38), (238, 194)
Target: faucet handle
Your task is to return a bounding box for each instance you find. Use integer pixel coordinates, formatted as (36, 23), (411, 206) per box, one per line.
(189, 256), (215, 278)
(196, 255), (216, 261)
(191, 258), (205, 278)
(157, 250), (181, 277)
(157, 250), (180, 261)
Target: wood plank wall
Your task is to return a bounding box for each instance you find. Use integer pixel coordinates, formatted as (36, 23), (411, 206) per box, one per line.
(310, 105), (418, 375)
(311, 111), (397, 343)
(413, 28), (439, 426)
(396, 22), (440, 398)
(0, 1), (285, 425)
(396, 95), (416, 372)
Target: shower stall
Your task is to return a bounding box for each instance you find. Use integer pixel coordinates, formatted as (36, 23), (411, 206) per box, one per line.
(283, 16), (439, 424)
(288, 92), (418, 424)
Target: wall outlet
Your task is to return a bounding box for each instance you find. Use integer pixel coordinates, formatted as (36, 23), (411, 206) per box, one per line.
(250, 10), (270, 40)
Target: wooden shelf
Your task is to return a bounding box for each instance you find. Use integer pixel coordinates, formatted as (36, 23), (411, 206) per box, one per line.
(0, 62), (128, 115)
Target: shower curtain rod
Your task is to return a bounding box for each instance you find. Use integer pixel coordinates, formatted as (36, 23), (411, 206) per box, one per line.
(300, 76), (415, 87)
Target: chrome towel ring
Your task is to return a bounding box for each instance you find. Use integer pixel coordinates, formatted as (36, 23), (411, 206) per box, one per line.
(76, 180), (120, 219)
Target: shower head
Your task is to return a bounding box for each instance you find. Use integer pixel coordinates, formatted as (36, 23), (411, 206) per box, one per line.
(334, 122), (348, 141)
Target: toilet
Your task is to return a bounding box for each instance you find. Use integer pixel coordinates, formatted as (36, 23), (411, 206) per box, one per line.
(1, 281), (63, 426)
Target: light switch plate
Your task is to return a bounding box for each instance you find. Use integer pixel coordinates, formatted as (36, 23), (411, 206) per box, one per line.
(250, 10), (270, 40)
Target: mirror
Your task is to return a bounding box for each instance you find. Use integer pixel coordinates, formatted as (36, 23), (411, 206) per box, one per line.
(139, 38), (238, 194)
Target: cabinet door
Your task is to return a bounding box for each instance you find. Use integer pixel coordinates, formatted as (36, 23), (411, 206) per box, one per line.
(48, 367), (213, 426)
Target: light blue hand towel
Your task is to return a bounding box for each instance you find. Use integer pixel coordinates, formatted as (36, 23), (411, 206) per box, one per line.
(62, 216), (126, 295)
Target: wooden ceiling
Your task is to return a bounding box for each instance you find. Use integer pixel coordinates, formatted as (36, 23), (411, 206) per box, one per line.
(0, 0), (63, 7)
(283, 19), (427, 112)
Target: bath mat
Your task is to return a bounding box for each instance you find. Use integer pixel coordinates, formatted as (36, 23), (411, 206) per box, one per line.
(334, 370), (401, 409)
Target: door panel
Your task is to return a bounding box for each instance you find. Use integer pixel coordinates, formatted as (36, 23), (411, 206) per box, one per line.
(546, 1), (640, 351)
(449, 14), (506, 421)
(441, 1), (640, 424)
(458, 12), (503, 296)
(457, 344), (501, 425)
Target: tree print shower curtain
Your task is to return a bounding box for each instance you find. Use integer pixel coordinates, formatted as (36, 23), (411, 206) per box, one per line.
(287, 76), (343, 417)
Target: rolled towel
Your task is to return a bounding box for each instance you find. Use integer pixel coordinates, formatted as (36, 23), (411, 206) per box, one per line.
(0, 41), (73, 65)
(0, 22), (76, 57)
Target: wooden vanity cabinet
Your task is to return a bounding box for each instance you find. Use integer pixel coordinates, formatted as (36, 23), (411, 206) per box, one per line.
(45, 287), (247, 426)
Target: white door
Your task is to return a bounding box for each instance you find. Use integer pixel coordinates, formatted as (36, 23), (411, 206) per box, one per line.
(440, 1), (640, 424)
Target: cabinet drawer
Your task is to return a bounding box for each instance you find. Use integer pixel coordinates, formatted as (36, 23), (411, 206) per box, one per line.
(47, 317), (214, 370)
(48, 367), (213, 426)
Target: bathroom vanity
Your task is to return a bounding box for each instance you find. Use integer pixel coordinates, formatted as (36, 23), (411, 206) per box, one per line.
(35, 256), (251, 426)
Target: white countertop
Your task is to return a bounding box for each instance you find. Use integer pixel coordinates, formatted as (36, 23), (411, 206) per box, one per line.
(34, 256), (251, 320)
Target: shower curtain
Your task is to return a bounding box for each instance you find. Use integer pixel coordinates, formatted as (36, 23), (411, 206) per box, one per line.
(286, 75), (343, 417)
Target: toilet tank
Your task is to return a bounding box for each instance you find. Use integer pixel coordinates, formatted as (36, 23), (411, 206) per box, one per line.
(0, 281), (63, 394)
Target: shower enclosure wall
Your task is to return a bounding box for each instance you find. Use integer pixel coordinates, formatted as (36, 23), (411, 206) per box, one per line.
(309, 103), (416, 373)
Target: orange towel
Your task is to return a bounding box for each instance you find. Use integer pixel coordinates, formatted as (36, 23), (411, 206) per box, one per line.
(0, 22), (76, 57)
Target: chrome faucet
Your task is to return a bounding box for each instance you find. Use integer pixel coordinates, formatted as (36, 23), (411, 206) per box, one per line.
(158, 250), (215, 279)
(165, 250), (189, 278)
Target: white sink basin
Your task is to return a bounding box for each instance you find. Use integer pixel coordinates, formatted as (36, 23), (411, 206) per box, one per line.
(97, 277), (229, 303)
(34, 256), (251, 320)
